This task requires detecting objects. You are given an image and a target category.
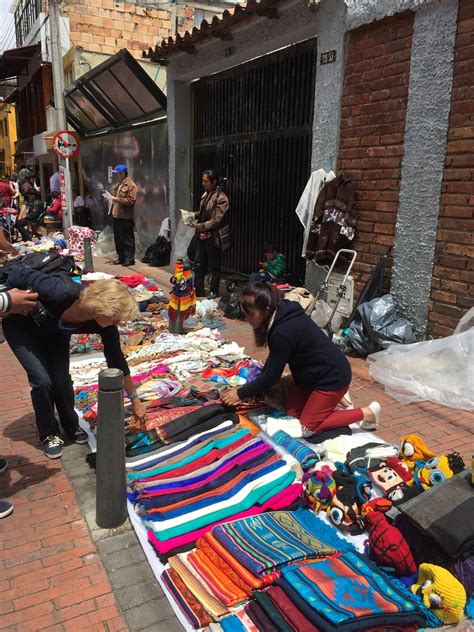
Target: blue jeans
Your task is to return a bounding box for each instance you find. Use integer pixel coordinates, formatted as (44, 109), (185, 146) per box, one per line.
(249, 271), (272, 283)
(3, 316), (78, 441)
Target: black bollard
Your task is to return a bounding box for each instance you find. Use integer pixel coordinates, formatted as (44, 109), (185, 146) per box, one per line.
(83, 237), (94, 273)
(96, 368), (127, 528)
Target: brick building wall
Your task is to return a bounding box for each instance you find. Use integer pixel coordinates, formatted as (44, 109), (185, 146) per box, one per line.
(427, 0), (474, 337)
(65, 1), (194, 58)
(337, 12), (414, 296)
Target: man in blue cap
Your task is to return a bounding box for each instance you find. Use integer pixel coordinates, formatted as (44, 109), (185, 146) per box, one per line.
(102, 165), (137, 266)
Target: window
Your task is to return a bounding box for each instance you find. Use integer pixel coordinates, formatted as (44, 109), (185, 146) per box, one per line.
(14, 0), (41, 46)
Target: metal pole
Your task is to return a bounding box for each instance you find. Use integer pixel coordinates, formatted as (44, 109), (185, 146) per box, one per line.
(83, 237), (94, 273)
(49, 0), (74, 229)
(96, 368), (127, 529)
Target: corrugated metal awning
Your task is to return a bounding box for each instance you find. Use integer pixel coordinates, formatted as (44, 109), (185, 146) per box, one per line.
(65, 49), (167, 138)
(0, 44), (41, 81)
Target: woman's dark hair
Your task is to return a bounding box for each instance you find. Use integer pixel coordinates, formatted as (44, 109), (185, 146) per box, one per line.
(240, 281), (283, 347)
(202, 169), (219, 184)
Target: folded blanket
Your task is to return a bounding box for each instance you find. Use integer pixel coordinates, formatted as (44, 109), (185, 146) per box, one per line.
(161, 567), (212, 629)
(279, 551), (440, 631)
(211, 508), (354, 577)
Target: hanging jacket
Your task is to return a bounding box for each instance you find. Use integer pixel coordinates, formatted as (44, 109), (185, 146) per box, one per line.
(295, 168), (336, 256)
(305, 175), (356, 264)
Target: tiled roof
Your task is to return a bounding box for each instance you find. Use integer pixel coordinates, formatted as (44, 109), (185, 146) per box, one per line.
(143, 0), (281, 65)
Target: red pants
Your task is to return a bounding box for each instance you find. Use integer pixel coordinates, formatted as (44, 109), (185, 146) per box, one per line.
(286, 385), (364, 432)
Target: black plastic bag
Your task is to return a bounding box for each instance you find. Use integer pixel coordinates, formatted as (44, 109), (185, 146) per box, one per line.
(347, 294), (416, 355)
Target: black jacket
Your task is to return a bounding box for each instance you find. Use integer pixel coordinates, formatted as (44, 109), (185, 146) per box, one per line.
(237, 300), (351, 399)
(6, 265), (130, 376)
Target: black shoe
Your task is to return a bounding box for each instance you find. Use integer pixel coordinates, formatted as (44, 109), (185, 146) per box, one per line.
(207, 291), (218, 299)
(42, 435), (64, 459)
(0, 500), (13, 519)
(112, 259), (123, 265)
(0, 458), (7, 474)
(68, 428), (89, 445)
(122, 260), (135, 267)
(195, 291), (206, 298)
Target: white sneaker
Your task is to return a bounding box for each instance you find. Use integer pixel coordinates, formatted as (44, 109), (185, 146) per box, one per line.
(359, 401), (381, 431)
(339, 391), (354, 410)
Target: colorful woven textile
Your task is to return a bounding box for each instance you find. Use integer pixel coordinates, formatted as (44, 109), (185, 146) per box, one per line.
(147, 483), (302, 559)
(127, 427), (251, 481)
(271, 430), (322, 470)
(211, 508), (353, 577)
(187, 548), (249, 607)
(168, 552), (229, 619)
(280, 551), (435, 631)
(145, 405), (203, 430)
(201, 531), (278, 590)
(143, 467), (296, 541)
(161, 567), (212, 629)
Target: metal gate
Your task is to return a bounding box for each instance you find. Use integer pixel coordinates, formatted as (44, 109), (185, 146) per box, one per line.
(192, 38), (317, 279)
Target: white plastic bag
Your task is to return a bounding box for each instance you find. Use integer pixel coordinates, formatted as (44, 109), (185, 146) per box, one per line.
(368, 329), (474, 411)
(93, 226), (115, 257)
(311, 299), (343, 332)
(454, 306), (474, 335)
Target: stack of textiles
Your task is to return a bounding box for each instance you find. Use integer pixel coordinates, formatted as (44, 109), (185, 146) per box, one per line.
(159, 509), (356, 630)
(267, 551), (439, 631)
(127, 410), (304, 562)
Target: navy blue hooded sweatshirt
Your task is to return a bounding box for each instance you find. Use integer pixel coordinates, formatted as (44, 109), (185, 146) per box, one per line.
(6, 264), (130, 376)
(237, 300), (351, 399)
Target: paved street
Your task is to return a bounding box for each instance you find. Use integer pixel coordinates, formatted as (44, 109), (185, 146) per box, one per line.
(0, 258), (472, 631)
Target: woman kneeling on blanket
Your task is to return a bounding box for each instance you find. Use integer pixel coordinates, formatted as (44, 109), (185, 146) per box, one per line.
(221, 282), (380, 437)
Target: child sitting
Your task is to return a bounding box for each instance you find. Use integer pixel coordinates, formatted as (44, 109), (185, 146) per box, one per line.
(250, 243), (286, 283)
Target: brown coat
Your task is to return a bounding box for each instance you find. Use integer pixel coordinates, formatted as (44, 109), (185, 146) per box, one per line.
(195, 189), (229, 233)
(111, 176), (137, 220)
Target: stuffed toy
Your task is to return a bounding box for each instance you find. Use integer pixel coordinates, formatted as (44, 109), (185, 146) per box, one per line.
(362, 498), (416, 577)
(399, 434), (436, 467)
(412, 563), (466, 624)
(413, 453), (465, 491)
(328, 470), (367, 534)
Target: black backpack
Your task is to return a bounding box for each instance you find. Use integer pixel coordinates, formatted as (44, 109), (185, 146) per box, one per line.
(0, 250), (77, 284)
(142, 236), (171, 267)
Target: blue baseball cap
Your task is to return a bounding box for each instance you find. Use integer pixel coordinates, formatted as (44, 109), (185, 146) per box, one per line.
(112, 164), (128, 173)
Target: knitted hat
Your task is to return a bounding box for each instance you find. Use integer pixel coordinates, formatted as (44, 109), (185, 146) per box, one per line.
(384, 457), (414, 483)
(304, 470), (336, 512)
(412, 564), (466, 624)
(362, 498), (417, 577)
(400, 434), (436, 464)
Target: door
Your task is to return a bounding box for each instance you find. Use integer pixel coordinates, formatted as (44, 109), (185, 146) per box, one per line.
(192, 38), (317, 279)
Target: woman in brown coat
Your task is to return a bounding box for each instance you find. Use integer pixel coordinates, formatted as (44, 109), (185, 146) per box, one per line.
(190, 170), (229, 298)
